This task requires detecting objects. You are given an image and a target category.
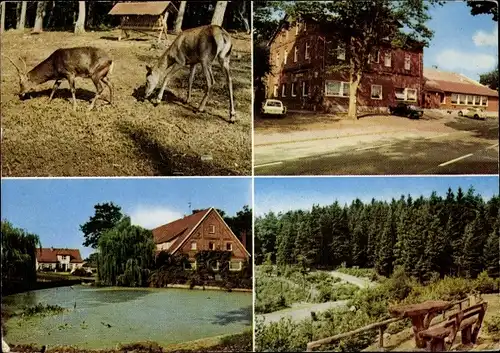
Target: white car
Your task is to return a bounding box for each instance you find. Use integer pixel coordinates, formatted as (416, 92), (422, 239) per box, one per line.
(261, 99), (287, 116)
(457, 107), (486, 120)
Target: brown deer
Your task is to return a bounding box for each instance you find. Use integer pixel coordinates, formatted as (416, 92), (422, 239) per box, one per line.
(144, 25), (236, 123)
(2, 47), (114, 111)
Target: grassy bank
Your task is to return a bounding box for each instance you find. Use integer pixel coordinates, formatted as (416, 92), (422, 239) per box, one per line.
(8, 331), (253, 353)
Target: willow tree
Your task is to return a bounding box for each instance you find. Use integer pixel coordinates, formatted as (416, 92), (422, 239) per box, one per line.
(1, 220), (41, 285)
(97, 217), (155, 287)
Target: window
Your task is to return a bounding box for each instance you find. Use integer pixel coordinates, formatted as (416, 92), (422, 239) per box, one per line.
(284, 50), (288, 64)
(294, 46), (298, 62)
(337, 44), (345, 60)
(302, 81), (309, 96)
(467, 95), (474, 105)
(325, 80), (350, 97)
(226, 242), (232, 251)
(458, 94), (467, 104)
(208, 242), (215, 250)
(291, 82), (297, 97)
(184, 261), (196, 270)
(229, 261), (242, 271)
(404, 55), (411, 70)
(208, 225), (215, 234)
(211, 261), (219, 271)
(451, 93), (458, 104)
(273, 84), (278, 98)
(441, 94), (446, 104)
(369, 50), (380, 63)
(481, 96), (488, 106)
(281, 83), (287, 97)
(371, 85), (383, 100)
(407, 88), (417, 102)
(395, 88), (406, 101)
(384, 52), (391, 67)
(191, 242), (197, 250)
(305, 42), (310, 59)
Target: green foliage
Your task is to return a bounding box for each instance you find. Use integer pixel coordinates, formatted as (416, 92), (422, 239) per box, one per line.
(71, 267), (91, 277)
(255, 275), (309, 313)
(1, 220), (41, 286)
(466, 0), (498, 22)
(485, 313), (500, 341)
(97, 217), (155, 287)
(80, 202), (123, 249)
(479, 68), (499, 91)
(19, 303), (65, 318)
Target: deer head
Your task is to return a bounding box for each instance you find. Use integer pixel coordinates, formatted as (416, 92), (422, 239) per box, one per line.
(2, 55), (32, 98)
(144, 64), (160, 98)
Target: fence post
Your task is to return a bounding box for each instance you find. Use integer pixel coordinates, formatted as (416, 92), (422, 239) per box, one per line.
(378, 324), (387, 348)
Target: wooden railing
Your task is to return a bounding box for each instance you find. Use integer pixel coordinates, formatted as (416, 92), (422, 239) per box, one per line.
(306, 294), (482, 352)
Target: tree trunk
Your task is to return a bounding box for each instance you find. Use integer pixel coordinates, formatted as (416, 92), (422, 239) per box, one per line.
(236, 0), (249, 33)
(211, 1), (228, 26)
(0, 2), (5, 34)
(33, 1), (47, 33)
(348, 71), (362, 120)
(174, 1), (187, 33)
(17, 1), (27, 30)
(74, 1), (85, 34)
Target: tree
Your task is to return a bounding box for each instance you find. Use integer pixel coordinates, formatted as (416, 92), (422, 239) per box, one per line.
(290, 0), (439, 119)
(466, 0), (498, 21)
(80, 202), (123, 249)
(0, 1), (5, 34)
(33, 1), (47, 33)
(211, 1), (228, 26)
(174, 1), (187, 33)
(74, 1), (85, 34)
(479, 68), (499, 90)
(17, 1), (27, 30)
(233, 0), (250, 34)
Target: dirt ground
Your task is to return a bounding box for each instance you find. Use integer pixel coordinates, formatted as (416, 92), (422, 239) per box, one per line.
(1, 29), (252, 176)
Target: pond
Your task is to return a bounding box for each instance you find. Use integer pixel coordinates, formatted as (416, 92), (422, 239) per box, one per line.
(3, 286), (252, 349)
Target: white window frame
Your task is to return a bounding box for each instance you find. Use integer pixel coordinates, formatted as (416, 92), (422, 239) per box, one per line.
(209, 225), (215, 234)
(406, 88), (417, 102)
(229, 261), (242, 271)
(291, 82), (297, 97)
(384, 52), (391, 67)
(466, 95), (474, 105)
(284, 50), (288, 64)
(302, 81), (309, 97)
(183, 260), (196, 271)
(337, 44), (345, 60)
(211, 261), (220, 271)
(191, 241), (197, 250)
(404, 55), (411, 70)
(458, 94), (467, 105)
(371, 85), (383, 100)
(481, 96), (488, 106)
(281, 83), (286, 97)
(451, 93), (458, 104)
(305, 42), (310, 60)
(294, 46), (298, 62)
(226, 242), (233, 251)
(208, 242), (215, 250)
(273, 84), (278, 98)
(370, 50), (380, 63)
(325, 80), (350, 97)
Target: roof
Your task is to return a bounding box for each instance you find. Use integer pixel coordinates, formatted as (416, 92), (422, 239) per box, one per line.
(152, 208), (211, 248)
(36, 248), (83, 263)
(108, 1), (177, 16)
(424, 68), (498, 97)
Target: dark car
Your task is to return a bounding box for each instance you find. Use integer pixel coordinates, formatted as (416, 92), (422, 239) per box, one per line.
(389, 103), (423, 119)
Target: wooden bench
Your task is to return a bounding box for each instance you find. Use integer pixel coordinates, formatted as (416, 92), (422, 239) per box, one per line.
(419, 302), (487, 352)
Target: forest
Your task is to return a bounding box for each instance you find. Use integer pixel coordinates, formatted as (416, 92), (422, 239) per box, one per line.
(255, 187), (500, 282)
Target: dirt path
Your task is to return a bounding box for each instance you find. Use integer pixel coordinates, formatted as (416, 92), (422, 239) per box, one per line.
(328, 271), (376, 289)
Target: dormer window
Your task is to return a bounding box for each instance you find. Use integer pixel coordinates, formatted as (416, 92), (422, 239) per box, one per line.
(209, 225), (215, 234)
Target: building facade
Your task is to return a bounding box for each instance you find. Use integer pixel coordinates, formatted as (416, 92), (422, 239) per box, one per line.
(152, 208), (250, 271)
(36, 248), (84, 271)
(267, 16), (424, 113)
(423, 68), (499, 113)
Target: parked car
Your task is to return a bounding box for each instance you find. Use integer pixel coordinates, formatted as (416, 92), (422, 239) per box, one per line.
(388, 102), (423, 119)
(457, 107), (486, 120)
(261, 99), (287, 117)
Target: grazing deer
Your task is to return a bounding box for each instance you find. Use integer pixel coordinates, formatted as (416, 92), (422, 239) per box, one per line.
(2, 47), (114, 111)
(144, 25), (236, 123)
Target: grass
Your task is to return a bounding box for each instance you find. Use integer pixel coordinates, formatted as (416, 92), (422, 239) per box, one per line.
(37, 272), (96, 282)
(1, 29), (251, 176)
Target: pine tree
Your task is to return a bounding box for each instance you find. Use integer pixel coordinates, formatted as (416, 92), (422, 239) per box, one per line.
(376, 206), (395, 276)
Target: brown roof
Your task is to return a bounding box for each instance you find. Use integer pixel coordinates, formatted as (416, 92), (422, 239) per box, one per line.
(36, 248), (83, 263)
(108, 1), (176, 16)
(424, 68), (498, 97)
(152, 208), (211, 247)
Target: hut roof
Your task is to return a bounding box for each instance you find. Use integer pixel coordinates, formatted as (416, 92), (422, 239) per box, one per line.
(108, 1), (177, 16)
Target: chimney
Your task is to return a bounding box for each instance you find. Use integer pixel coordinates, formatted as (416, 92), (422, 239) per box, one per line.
(240, 230), (247, 250)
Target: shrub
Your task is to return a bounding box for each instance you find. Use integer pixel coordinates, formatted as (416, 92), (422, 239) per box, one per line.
(485, 313), (500, 341)
(70, 267), (91, 277)
(475, 270), (499, 294)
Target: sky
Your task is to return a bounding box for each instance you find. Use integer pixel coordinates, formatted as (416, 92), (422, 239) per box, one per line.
(424, 1), (498, 81)
(255, 176), (499, 216)
(1, 178), (252, 259)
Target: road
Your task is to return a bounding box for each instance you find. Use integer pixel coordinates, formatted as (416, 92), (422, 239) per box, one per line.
(256, 271), (376, 325)
(254, 116), (499, 175)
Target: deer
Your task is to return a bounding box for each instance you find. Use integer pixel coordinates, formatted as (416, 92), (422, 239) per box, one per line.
(2, 47), (114, 111)
(144, 25), (236, 123)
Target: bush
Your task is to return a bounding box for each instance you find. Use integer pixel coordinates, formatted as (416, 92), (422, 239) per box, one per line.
(485, 313), (500, 341)
(70, 268), (91, 277)
(475, 270), (499, 294)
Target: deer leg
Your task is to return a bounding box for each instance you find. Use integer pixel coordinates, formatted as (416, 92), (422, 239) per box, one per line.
(197, 62), (213, 113)
(101, 77), (113, 105)
(219, 56), (236, 123)
(67, 76), (77, 111)
(49, 80), (61, 101)
(186, 64), (197, 104)
(89, 77), (104, 111)
(154, 63), (182, 105)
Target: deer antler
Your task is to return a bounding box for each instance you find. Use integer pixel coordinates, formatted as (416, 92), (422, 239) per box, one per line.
(1, 54), (23, 76)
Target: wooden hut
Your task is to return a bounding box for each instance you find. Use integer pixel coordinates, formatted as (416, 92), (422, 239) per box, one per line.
(108, 1), (178, 42)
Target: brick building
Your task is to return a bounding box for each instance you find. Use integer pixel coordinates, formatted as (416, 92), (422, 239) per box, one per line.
(423, 67), (499, 113)
(266, 15), (425, 113)
(36, 248), (84, 272)
(151, 208), (250, 271)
